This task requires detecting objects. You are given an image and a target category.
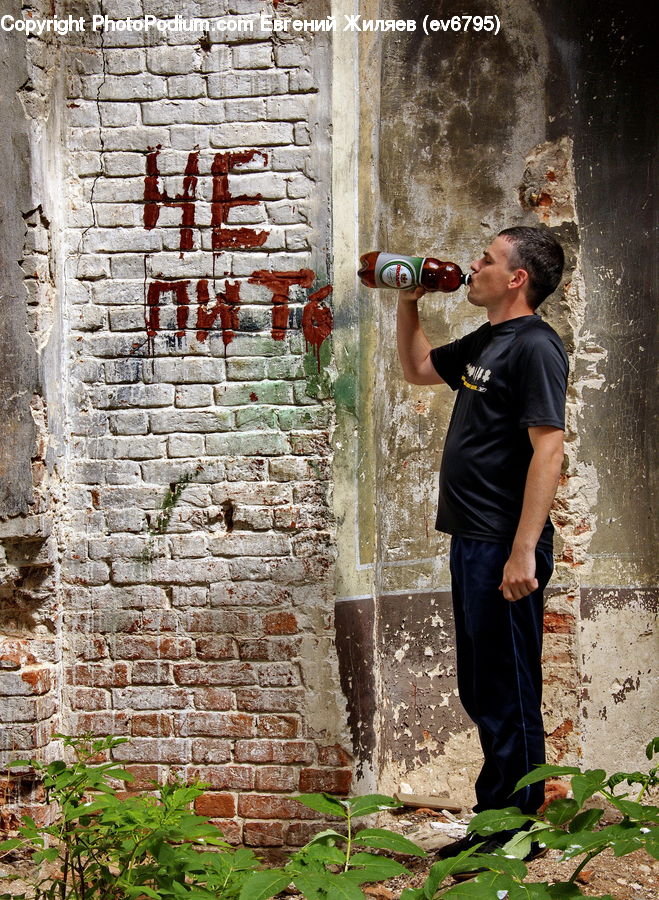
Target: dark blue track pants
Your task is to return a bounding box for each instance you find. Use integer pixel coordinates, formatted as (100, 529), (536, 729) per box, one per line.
(450, 536), (553, 815)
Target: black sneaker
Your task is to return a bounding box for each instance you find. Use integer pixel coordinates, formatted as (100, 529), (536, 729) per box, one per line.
(435, 831), (486, 859)
(524, 840), (548, 862)
(450, 833), (549, 881)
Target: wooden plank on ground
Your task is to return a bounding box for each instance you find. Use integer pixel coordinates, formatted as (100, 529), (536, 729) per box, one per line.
(394, 792), (462, 813)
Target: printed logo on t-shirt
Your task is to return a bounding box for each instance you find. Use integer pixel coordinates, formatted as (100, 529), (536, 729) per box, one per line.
(461, 363), (491, 392)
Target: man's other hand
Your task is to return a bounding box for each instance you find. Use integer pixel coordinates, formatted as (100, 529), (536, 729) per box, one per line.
(499, 547), (538, 602)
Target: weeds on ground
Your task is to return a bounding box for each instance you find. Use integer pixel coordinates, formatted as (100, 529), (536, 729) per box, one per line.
(402, 736), (659, 898)
(0, 735), (657, 899)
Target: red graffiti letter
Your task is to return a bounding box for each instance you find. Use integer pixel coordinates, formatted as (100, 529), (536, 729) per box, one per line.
(196, 279), (242, 346)
(211, 150), (269, 250)
(144, 148), (199, 251)
(145, 280), (191, 347)
(302, 284), (333, 370)
(248, 269), (316, 340)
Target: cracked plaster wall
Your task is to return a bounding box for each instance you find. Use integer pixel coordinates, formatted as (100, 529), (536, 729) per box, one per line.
(0, 0), (67, 825)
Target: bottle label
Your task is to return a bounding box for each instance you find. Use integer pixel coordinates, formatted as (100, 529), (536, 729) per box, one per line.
(374, 254), (424, 289)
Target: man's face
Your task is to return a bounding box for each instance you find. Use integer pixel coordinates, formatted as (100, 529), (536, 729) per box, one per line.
(467, 236), (518, 308)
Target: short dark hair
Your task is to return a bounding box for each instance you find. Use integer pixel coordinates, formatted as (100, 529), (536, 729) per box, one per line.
(498, 226), (565, 308)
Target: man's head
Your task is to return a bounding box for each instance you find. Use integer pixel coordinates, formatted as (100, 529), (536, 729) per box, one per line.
(497, 226), (565, 308)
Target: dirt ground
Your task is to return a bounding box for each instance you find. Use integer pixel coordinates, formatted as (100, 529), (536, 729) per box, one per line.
(359, 808), (658, 899)
(281, 806), (658, 899)
(2, 808), (656, 899)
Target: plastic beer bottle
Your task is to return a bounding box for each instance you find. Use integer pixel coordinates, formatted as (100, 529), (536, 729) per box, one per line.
(358, 252), (469, 292)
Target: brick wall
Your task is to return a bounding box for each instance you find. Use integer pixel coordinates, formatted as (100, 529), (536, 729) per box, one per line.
(2, 0), (351, 847)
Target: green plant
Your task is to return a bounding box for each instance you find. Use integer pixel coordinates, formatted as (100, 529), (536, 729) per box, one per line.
(149, 467), (203, 536)
(0, 735), (262, 900)
(240, 792), (426, 899)
(0, 738), (426, 900)
(401, 737), (659, 898)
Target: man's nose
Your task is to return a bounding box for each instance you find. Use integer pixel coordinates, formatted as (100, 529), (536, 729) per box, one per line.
(470, 259), (480, 272)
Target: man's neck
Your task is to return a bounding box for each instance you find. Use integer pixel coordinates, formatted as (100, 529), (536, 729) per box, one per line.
(487, 296), (535, 326)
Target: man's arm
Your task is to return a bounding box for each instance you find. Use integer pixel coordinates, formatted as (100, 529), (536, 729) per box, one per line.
(499, 425), (565, 602)
(396, 287), (445, 385)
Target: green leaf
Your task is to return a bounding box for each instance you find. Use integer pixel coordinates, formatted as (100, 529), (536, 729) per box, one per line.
(306, 827), (345, 845)
(646, 737), (659, 760)
(544, 798), (580, 826)
(238, 869), (291, 900)
(545, 883), (590, 898)
(300, 842), (345, 866)
(644, 830), (659, 859)
(468, 807), (531, 835)
(419, 846), (487, 896)
(345, 851), (410, 880)
(293, 872), (332, 899)
(400, 890), (425, 900)
(122, 886), (160, 899)
(295, 792), (347, 818)
(471, 852), (528, 878)
(568, 808), (604, 832)
(348, 794), (402, 817)
(570, 770), (606, 807)
(441, 870), (516, 897)
(353, 827), (426, 855)
(548, 822), (640, 858)
(324, 873), (367, 900)
(609, 797), (659, 823)
(499, 828), (535, 859)
(514, 765), (580, 792)
(0, 838), (22, 852)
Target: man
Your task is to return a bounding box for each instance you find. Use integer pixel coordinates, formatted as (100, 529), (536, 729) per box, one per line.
(396, 226), (568, 858)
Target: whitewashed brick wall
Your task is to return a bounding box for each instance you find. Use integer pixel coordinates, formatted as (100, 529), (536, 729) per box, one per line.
(1, 0), (348, 847)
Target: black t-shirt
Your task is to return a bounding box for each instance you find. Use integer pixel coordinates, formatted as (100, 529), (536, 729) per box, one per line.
(430, 315), (568, 550)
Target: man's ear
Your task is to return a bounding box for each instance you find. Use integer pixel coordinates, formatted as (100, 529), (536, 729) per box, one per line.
(509, 268), (529, 289)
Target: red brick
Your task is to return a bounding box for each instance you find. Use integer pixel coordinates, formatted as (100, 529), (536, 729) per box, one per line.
(255, 766), (298, 792)
(256, 715), (299, 738)
(174, 662), (256, 687)
(124, 765), (163, 791)
(238, 637), (301, 661)
(178, 712), (254, 738)
(239, 794), (316, 820)
(263, 612), (298, 635)
(543, 612), (576, 634)
(72, 711), (130, 735)
(68, 688), (109, 711)
(299, 768), (352, 795)
(194, 792), (236, 818)
(318, 744), (353, 767)
(185, 610), (259, 635)
(235, 688), (305, 713)
(67, 663), (129, 688)
(211, 583), (292, 607)
(8, 668), (53, 695)
(191, 739), (232, 764)
(112, 738), (190, 764)
(234, 740), (314, 764)
(208, 819), (242, 845)
(243, 821), (284, 847)
(286, 821), (338, 846)
(131, 713), (174, 737)
(189, 765), (255, 791)
(0, 641), (38, 668)
(193, 688), (234, 710)
(195, 636), (238, 660)
(257, 663), (300, 687)
(132, 661), (173, 684)
(114, 636), (194, 660)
